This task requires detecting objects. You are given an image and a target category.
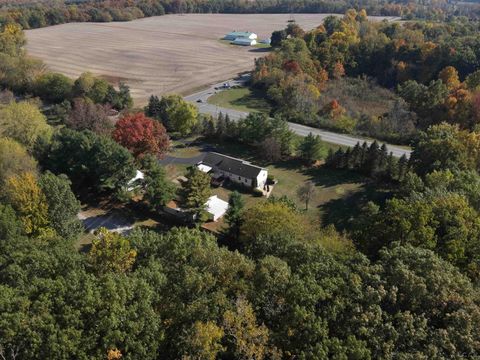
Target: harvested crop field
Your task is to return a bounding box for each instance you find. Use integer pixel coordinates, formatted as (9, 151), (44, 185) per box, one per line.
(26, 14), (396, 104)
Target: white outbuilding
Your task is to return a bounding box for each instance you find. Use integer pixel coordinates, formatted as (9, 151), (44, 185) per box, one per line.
(232, 37), (257, 46)
(224, 31), (257, 40)
(205, 195), (229, 222)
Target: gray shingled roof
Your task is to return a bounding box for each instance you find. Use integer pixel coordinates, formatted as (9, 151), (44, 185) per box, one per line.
(201, 152), (265, 179)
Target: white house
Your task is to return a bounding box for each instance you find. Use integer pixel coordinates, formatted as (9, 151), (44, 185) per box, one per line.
(224, 31), (257, 41)
(232, 38), (257, 46)
(197, 152), (268, 191)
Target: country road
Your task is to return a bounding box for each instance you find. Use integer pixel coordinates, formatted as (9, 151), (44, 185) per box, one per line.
(184, 78), (412, 158)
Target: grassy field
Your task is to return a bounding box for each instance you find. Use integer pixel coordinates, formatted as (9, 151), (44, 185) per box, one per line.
(208, 87), (272, 114)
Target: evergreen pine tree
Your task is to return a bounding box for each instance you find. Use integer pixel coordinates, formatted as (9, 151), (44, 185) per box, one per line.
(145, 95), (162, 119)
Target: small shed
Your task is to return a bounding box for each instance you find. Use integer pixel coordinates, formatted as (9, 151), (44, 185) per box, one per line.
(205, 195), (229, 221)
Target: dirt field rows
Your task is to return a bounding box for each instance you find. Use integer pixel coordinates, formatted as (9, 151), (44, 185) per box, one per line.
(25, 14), (394, 104)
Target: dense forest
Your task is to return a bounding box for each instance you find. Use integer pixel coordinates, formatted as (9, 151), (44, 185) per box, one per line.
(253, 10), (480, 143)
(3, 3), (480, 359)
(0, 0), (479, 30)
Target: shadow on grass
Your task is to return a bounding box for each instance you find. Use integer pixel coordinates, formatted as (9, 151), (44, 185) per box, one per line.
(248, 47), (272, 53)
(321, 182), (392, 232)
(229, 88), (272, 113)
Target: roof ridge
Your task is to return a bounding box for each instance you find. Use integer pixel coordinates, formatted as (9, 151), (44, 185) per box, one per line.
(208, 152), (265, 170)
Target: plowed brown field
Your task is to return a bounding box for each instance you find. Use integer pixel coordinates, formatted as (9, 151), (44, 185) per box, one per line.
(25, 14), (394, 104)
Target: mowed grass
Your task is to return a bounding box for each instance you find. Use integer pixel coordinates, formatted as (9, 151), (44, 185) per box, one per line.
(208, 87), (272, 114)
(188, 140), (370, 224)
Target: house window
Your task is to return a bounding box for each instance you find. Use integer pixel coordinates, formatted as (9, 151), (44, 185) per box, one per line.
(245, 179), (247, 182)
(239, 176), (241, 180)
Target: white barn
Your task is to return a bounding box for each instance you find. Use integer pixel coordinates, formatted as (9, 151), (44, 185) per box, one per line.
(224, 31), (257, 41)
(232, 38), (257, 46)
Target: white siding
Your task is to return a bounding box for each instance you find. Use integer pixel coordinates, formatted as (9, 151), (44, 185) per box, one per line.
(256, 170), (268, 189)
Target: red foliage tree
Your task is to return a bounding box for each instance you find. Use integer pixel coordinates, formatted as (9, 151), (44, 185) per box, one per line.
(283, 60), (302, 74)
(113, 113), (169, 158)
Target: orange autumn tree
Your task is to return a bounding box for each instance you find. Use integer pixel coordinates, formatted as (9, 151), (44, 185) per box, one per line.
(113, 113), (169, 158)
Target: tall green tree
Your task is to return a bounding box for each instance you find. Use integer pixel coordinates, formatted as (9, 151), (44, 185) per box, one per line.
(225, 191), (244, 240)
(158, 94), (198, 136)
(142, 155), (175, 210)
(38, 171), (83, 239)
(46, 129), (136, 193)
(181, 166), (211, 215)
(298, 132), (326, 164)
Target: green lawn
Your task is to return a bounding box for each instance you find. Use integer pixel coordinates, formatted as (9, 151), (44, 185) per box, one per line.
(201, 140), (370, 225)
(208, 87), (272, 114)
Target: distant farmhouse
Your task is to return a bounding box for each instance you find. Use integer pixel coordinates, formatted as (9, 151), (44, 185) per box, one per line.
(197, 152), (268, 191)
(224, 31), (258, 46)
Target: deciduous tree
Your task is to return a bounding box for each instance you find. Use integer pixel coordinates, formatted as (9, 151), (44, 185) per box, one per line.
(158, 94), (198, 136)
(113, 113), (170, 158)
(89, 227), (136, 274)
(3, 171), (53, 237)
(297, 181), (316, 210)
(0, 138), (37, 186)
(66, 97), (113, 135)
(0, 101), (52, 151)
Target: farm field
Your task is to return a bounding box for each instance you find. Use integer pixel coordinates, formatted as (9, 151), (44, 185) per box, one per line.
(25, 13), (395, 104)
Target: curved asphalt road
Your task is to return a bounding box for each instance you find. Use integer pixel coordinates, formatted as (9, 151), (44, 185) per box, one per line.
(184, 78), (412, 158)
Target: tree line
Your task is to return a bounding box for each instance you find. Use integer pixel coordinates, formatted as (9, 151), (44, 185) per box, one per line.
(0, 0), (476, 31)
(253, 10), (480, 143)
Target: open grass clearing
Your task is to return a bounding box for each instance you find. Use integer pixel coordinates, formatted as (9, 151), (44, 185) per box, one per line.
(208, 87), (272, 114)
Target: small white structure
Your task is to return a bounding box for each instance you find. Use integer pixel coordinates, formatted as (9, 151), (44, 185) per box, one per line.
(205, 195), (229, 221)
(197, 164), (212, 173)
(232, 38), (257, 46)
(127, 170), (145, 191)
(224, 31), (257, 41)
(163, 196), (229, 222)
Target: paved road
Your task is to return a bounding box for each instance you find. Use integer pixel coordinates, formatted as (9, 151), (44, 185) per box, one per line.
(184, 78), (412, 158)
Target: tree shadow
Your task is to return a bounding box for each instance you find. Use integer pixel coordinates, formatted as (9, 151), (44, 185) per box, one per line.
(229, 88), (272, 113)
(321, 183), (392, 232)
(248, 47), (272, 53)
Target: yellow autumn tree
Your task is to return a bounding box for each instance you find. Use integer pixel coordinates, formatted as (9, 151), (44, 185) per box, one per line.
(240, 201), (305, 247)
(0, 23), (25, 56)
(89, 227), (137, 274)
(223, 298), (271, 360)
(182, 321), (225, 360)
(0, 137), (37, 186)
(3, 171), (52, 237)
(107, 348), (122, 360)
(0, 101), (52, 151)
(439, 66), (460, 91)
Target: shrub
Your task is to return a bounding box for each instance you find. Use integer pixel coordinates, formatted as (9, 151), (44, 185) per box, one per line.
(253, 188), (264, 197)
